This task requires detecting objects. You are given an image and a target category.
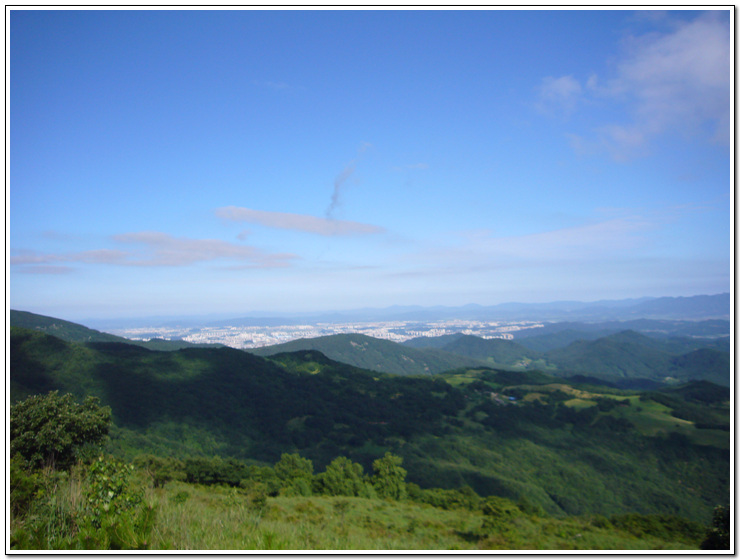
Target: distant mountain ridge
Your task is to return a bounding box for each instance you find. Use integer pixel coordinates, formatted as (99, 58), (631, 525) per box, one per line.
(10, 310), (220, 351)
(249, 333), (486, 376)
(11, 309), (730, 386)
(78, 293), (730, 329)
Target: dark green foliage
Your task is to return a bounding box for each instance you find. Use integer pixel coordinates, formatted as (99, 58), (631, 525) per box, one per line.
(183, 456), (251, 487)
(701, 505), (731, 550)
(11, 391), (111, 470)
(661, 380), (730, 404)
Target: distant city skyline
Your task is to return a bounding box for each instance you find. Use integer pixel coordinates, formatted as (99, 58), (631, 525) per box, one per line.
(9, 8), (732, 320)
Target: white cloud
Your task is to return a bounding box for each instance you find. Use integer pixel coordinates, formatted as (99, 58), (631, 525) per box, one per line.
(542, 12), (730, 158)
(216, 206), (385, 236)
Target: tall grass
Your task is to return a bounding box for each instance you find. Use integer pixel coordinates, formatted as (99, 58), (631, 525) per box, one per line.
(131, 482), (700, 551)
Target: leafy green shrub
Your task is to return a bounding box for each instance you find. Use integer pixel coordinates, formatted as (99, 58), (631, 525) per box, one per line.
(481, 496), (522, 532)
(11, 391), (111, 470)
(78, 455), (156, 549)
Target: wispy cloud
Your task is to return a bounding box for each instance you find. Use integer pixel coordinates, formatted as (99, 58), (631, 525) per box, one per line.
(536, 75), (582, 118)
(541, 12), (730, 159)
(252, 79), (303, 92)
(398, 211), (660, 281)
(392, 162), (429, 172)
(216, 206), (385, 236)
(11, 249), (129, 266)
(112, 232), (297, 267)
(11, 232), (297, 272)
(326, 143), (373, 219)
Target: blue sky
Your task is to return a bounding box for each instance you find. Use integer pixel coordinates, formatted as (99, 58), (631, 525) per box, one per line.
(9, 9), (731, 320)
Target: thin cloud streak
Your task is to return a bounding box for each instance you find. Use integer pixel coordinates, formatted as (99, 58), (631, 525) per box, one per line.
(11, 232), (297, 271)
(216, 206), (385, 236)
(112, 232), (297, 267)
(398, 214), (657, 278)
(11, 249), (129, 266)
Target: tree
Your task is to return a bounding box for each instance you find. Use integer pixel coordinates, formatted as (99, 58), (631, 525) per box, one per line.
(10, 391), (111, 470)
(372, 452), (407, 500)
(316, 456), (365, 497)
(274, 453), (314, 496)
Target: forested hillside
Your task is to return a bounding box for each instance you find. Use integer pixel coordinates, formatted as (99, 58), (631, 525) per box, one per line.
(10, 325), (729, 526)
(249, 332), (486, 375)
(10, 309), (220, 351)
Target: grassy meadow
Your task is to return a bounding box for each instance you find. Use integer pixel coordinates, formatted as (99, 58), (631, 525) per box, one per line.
(11, 471), (705, 552)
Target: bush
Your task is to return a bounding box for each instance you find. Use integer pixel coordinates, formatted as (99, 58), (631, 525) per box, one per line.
(11, 391), (111, 470)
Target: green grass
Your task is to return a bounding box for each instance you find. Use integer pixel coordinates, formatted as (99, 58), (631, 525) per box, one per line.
(119, 482), (702, 551)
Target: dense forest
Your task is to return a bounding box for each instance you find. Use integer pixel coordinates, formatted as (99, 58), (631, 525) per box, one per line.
(8, 312), (731, 551)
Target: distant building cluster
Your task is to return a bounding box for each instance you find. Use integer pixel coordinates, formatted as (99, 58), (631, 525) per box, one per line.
(110, 319), (542, 350)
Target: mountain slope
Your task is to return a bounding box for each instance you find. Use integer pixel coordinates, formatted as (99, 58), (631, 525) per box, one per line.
(10, 309), (219, 351)
(249, 333), (485, 375)
(434, 334), (541, 367)
(545, 331), (730, 385)
(10, 310), (129, 344)
(9, 327), (729, 523)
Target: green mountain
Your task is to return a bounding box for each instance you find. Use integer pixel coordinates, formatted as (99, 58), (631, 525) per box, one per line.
(10, 310), (130, 344)
(402, 333), (467, 349)
(405, 334), (543, 369)
(544, 331), (730, 385)
(249, 333), (485, 375)
(516, 328), (620, 353)
(9, 324), (729, 524)
(10, 309), (218, 351)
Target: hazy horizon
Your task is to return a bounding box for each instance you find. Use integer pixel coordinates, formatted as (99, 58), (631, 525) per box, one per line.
(11, 292), (730, 327)
(10, 9), (731, 320)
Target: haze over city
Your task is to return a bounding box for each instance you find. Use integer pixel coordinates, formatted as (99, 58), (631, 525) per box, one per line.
(9, 8), (731, 322)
